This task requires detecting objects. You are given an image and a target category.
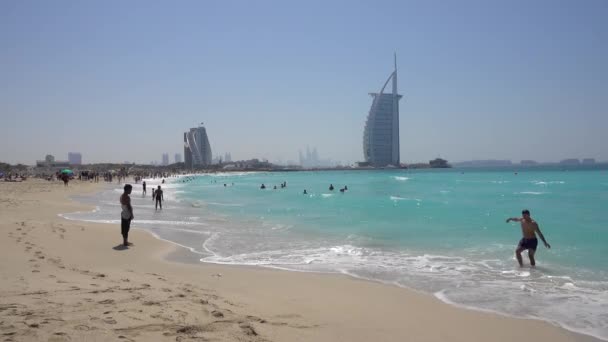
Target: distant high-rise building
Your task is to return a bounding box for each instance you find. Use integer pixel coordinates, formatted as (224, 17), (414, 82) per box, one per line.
(363, 54), (402, 167)
(224, 152), (232, 163)
(298, 147), (333, 168)
(162, 153), (169, 166)
(35, 154), (69, 167)
(520, 160), (538, 166)
(559, 159), (580, 165)
(184, 124), (212, 168)
(68, 152), (82, 165)
(175, 153), (182, 164)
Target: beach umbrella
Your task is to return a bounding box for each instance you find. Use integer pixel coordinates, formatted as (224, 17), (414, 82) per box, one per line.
(61, 169), (73, 174)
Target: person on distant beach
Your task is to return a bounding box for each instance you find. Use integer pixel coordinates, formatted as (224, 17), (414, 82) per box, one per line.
(506, 209), (551, 267)
(120, 184), (134, 246)
(155, 186), (164, 210)
(142, 181), (147, 195)
(303, 189), (307, 194)
(329, 184), (334, 191)
(62, 174), (69, 187)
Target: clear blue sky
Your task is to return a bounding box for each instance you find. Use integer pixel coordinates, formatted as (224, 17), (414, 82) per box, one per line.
(1, 0), (607, 165)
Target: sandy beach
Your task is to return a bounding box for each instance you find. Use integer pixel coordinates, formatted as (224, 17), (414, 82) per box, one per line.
(0, 179), (600, 342)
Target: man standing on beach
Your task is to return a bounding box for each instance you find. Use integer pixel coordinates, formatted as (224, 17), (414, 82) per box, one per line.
(506, 209), (551, 267)
(142, 181), (147, 196)
(120, 184), (134, 246)
(155, 185), (163, 210)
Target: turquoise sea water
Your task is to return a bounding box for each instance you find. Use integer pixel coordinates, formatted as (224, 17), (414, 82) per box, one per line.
(64, 168), (608, 340)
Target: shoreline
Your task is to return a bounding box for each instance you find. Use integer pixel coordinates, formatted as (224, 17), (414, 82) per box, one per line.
(0, 179), (602, 341)
(166, 240), (607, 342)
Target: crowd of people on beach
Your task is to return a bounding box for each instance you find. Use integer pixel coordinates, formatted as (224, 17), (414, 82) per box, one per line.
(0, 172), (28, 182)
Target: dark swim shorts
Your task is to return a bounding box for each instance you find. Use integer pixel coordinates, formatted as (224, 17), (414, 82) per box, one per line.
(518, 238), (538, 251)
(121, 218), (132, 238)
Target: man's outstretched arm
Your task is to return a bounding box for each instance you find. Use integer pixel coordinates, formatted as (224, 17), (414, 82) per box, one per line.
(506, 217), (522, 223)
(535, 224), (551, 248)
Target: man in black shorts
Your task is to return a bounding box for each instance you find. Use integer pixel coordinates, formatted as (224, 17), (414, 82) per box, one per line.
(120, 184), (134, 246)
(506, 209), (551, 267)
(155, 185), (163, 210)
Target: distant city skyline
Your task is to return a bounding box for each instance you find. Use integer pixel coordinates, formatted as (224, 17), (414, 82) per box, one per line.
(1, 1), (607, 165)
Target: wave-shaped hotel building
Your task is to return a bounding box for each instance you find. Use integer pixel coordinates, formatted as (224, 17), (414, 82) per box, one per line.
(184, 124), (212, 168)
(363, 55), (402, 167)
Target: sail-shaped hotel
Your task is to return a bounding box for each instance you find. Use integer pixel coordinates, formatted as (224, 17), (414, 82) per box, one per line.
(363, 55), (402, 167)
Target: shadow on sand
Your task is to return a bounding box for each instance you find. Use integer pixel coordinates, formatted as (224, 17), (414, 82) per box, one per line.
(112, 244), (132, 251)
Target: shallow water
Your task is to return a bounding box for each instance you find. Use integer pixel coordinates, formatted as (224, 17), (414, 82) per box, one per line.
(63, 167), (608, 340)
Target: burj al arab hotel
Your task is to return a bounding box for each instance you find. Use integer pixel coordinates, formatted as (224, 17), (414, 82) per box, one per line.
(363, 55), (402, 167)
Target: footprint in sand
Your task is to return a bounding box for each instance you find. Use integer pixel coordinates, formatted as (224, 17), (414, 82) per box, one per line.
(103, 318), (117, 325)
(246, 315), (267, 324)
(240, 323), (258, 336)
(143, 301), (161, 306)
